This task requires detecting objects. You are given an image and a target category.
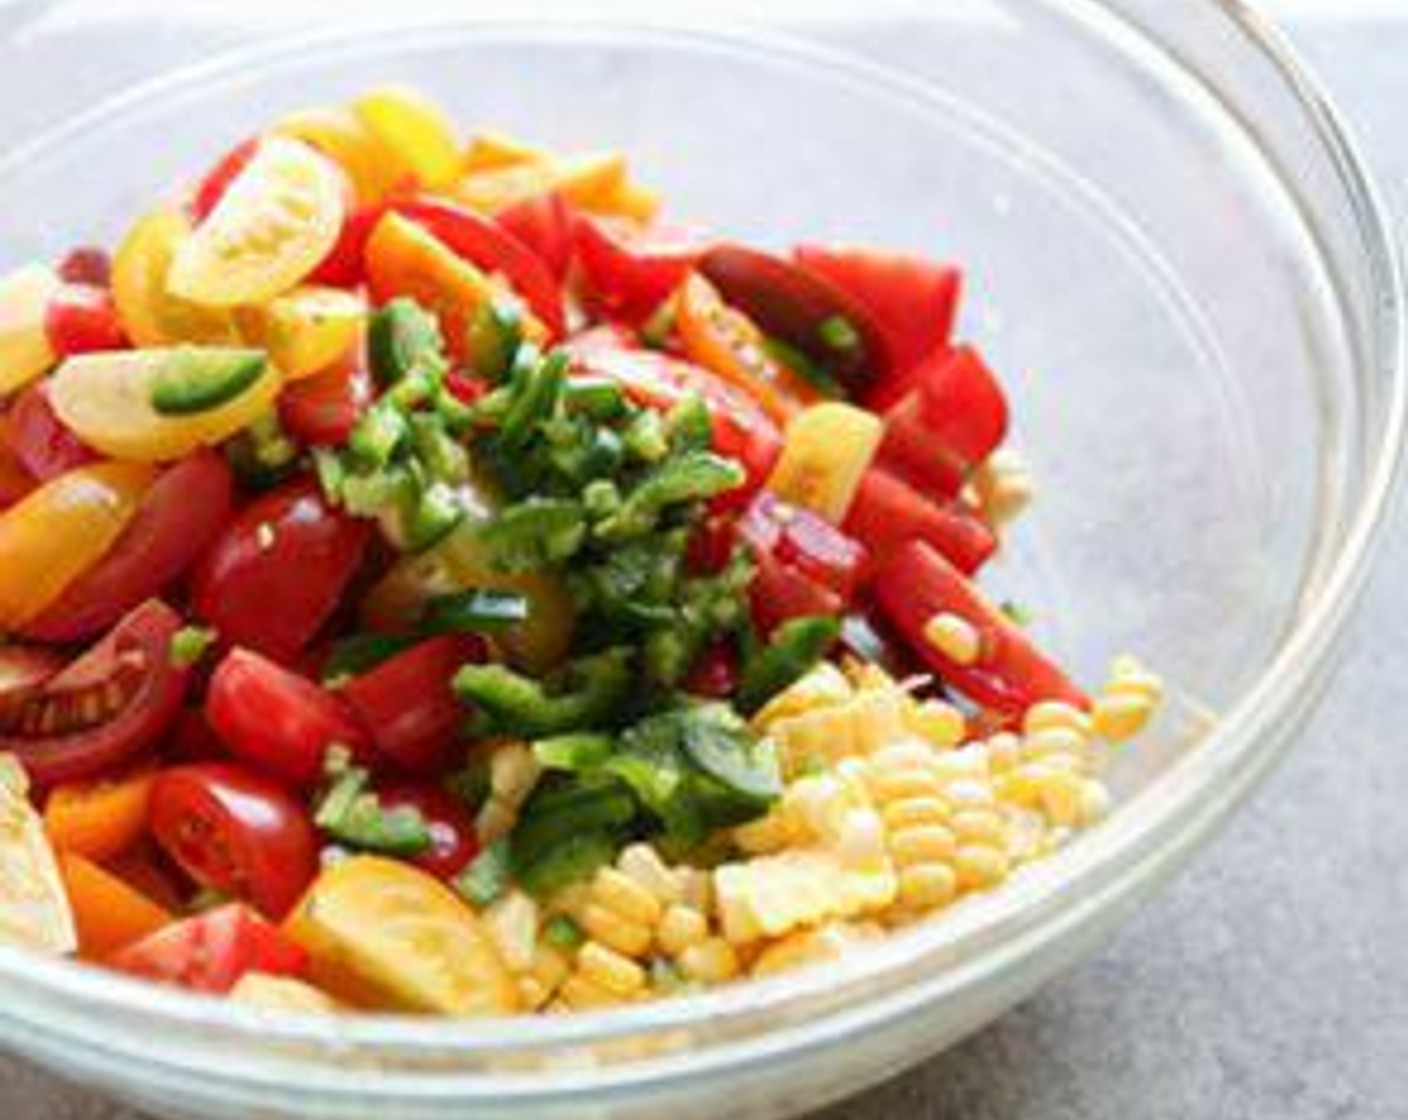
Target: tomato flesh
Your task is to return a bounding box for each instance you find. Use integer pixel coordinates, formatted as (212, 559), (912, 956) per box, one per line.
(190, 137), (261, 222)
(737, 491), (866, 632)
(377, 783), (479, 879)
(278, 354), (373, 447)
(495, 190), (575, 281)
(843, 468), (996, 579)
(111, 903), (307, 993)
(6, 381), (95, 482)
(44, 284), (129, 357)
(575, 214), (710, 320)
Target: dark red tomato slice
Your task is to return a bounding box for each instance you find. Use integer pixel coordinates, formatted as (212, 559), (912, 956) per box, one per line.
(575, 214), (711, 321)
(794, 243), (962, 404)
(7, 381), (95, 482)
(843, 468), (996, 579)
(376, 783), (479, 879)
(308, 201), (387, 288)
(0, 601), (190, 788)
(190, 479), (371, 663)
(749, 547), (843, 634)
(737, 492), (865, 633)
(390, 197), (566, 338)
(150, 762), (318, 919)
(683, 641), (738, 699)
(698, 243), (889, 394)
(111, 903), (307, 993)
(167, 706), (224, 762)
(686, 514), (736, 576)
(0, 645), (63, 716)
(495, 190), (575, 281)
(341, 635), (485, 775)
(876, 345), (1009, 500)
(874, 540), (1088, 714)
(190, 137), (260, 222)
(206, 648), (373, 787)
(56, 246), (112, 288)
(277, 355), (373, 447)
(44, 284), (128, 357)
(24, 450), (235, 643)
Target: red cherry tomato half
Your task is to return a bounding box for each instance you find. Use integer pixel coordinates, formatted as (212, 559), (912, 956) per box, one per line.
(277, 355), (373, 447)
(341, 635), (485, 775)
(377, 783), (479, 879)
(190, 479), (372, 663)
(0, 601), (190, 788)
(575, 214), (711, 320)
(111, 903), (307, 993)
(150, 762), (319, 919)
(44, 283), (129, 357)
(495, 190), (575, 281)
(843, 468), (996, 580)
(5, 381), (96, 482)
(308, 201), (387, 288)
(24, 450), (235, 643)
(190, 137), (261, 222)
(56, 246), (112, 288)
(0, 645), (63, 715)
(206, 648), (373, 787)
(390, 196), (566, 338)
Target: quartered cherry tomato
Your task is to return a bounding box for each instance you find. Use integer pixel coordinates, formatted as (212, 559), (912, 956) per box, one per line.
(5, 381), (95, 482)
(494, 190), (575, 280)
(112, 903), (307, 994)
(206, 648), (373, 786)
(0, 600), (190, 788)
(190, 479), (371, 663)
(150, 762), (319, 919)
(277, 353), (373, 447)
(843, 467), (996, 579)
(376, 783), (479, 879)
(233, 285), (366, 381)
(575, 214), (710, 320)
(44, 283), (128, 357)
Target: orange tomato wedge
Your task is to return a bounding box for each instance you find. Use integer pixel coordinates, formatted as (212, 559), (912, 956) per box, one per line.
(44, 765), (156, 863)
(58, 852), (171, 961)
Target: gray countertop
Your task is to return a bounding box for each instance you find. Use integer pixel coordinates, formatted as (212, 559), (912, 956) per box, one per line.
(3, 6), (1407, 1119)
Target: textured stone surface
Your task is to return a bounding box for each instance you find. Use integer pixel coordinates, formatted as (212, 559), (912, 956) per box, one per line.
(3, 7), (1406, 1119)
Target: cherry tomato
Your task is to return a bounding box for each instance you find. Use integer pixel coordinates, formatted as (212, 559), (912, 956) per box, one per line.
(794, 244), (962, 402)
(0, 601), (190, 788)
(843, 467), (996, 579)
(111, 903), (307, 993)
(874, 540), (1087, 714)
(44, 284), (128, 357)
(0, 415), (34, 511)
(376, 783), (479, 879)
(190, 479), (371, 663)
(206, 648), (373, 787)
(575, 214), (710, 320)
(56, 246), (112, 288)
(190, 137), (260, 222)
(150, 762), (319, 919)
(277, 354), (373, 447)
(5, 381), (95, 482)
(24, 450), (234, 642)
(340, 635), (485, 775)
(495, 190), (575, 280)
(307, 201), (387, 288)
(875, 345), (1009, 500)
(684, 642), (738, 699)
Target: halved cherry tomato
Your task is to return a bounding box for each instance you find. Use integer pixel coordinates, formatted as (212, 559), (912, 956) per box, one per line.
(112, 903), (307, 993)
(341, 635), (485, 775)
(874, 540), (1087, 713)
(0, 415), (35, 511)
(0, 264), (60, 396)
(24, 450), (234, 642)
(794, 244), (962, 402)
(390, 197), (566, 338)
(275, 106), (398, 206)
(207, 648), (373, 786)
(111, 210), (238, 348)
(190, 479), (371, 662)
(0, 601), (190, 788)
(0, 644), (62, 703)
(278, 353), (373, 447)
(0, 461), (154, 629)
(843, 468), (996, 578)
(190, 137), (260, 222)
(684, 641), (738, 699)
(676, 273), (817, 424)
(5, 381), (95, 482)
(376, 783), (479, 879)
(737, 491), (866, 632)
(44, 283), (128, 357)
(875, 345), (1009, 501)
(495, 190), (575, 281)
(56, 247), (111, 288)
(352, 86), (462, 191)
(58, 851), (171, 961)
(43, 763), (155, 862)
(308, 202), (387, 288)
(233, 285), (365, 381)
(575, 214), (710, 320)
(150, 762), (319, 919)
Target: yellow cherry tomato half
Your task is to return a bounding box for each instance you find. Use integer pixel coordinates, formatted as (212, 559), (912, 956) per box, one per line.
(284, 855), (520, 1016)
(0, 264), (60, 395)
(0, 756), (77, 954)
(234, 286), (366, 380)
(112, 211), (238, 348)
(462, 130), (547, 173)
(352, 86), (462, 191)
(274, 106), (398, 206)
(49, 348), (282, 463)
(0, 461), (154, 628)
(167, 137), (347, 308)
(454, 149), (628, 215)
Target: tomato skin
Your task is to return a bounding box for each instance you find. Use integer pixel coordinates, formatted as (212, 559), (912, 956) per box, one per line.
(24, 450), (235, 642)
(191, 479), (371, 663)
(684, 641), (738, 699)
(377, 783), (479, 879)
(150, 762), (319, 919)
(278, 355), (372, 447)
(6, 381), (96, 482)
(0, 601), (190, 788)
(56, 247), (112, 288)
(207, 648), (374, 787)
(875, 541), (1087, 714)
(44, 284), (129, 357)
(111, 903), (307, 993)
(495, 190), (575, 280)
(575, 214), (710, 319)
(737, 491), (866, 632)
(341, 635), (483, 775)
(308, 201), (387, 288)
(876, 346), (1009, 500)
(843, 468), (996, 579)
(190, 137), (260, 223)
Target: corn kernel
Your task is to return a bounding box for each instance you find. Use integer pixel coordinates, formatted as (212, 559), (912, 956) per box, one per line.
(679, 938), (741, 984)
(558, 974), (626, 1011)
(882, 796), (950, 831)
(951, 807), (1007, 846)
(897, 863), (960, 911)
(616, 844), (683, 907)
(922, 611), (983, 665)
(954, 844), (1011, 889)
(593, 867), (663, 928)
(1022, 701), (1093, 740)
(578, 941), (647, 996)
(889, 824), (958, 865)
(906, 699), (967, 750)
(1093, 693), (1156, 743)
(580, 903), (652, 959)
(657, 904), (710, 957)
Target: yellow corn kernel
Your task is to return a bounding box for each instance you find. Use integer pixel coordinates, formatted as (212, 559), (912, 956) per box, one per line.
(577, 941), (647, 997)
(922, 611), (982, 666)
(985, 732), (1023, 773)
(592, 867), (663, 929)
(751, 661), (853, 730)
(882, 796), (951, 832)
(847, 689), (911, 755)
(954, 844), (1011, 890)
(896, 863), (960, 912)
(557, 974), (626, 1011)
(1093, 695), (1157, 744)
(1022, 701), (1093, 740)
(972, 448), (1034, 526)
(656, 904), (709, 958)
(733, 809), (801, 855)
(906, 699), (967, 750)
(834, 808), (887, 866)
(679, 938), (741, 984)
(481, 890), (539, 973)
(615, 844), (683, 908)
(580, 903), (652, 959)
(750, 922), (880, 978)
(951, 807), (1007, 847)
(889, 824), (958, 866)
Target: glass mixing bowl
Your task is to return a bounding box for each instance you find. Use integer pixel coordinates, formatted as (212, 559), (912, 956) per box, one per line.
(0, 2), (1399, 1117)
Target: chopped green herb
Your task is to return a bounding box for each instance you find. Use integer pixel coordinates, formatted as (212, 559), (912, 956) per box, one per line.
(368, 298), (447, 387)
(454, 649), (633, 738)
(314, 766), (433, 857)
(818, 314), (861, 352)
(738, 615), (841, 713)
(542, 914), (586, 950)
(533, 733), (614, 773)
